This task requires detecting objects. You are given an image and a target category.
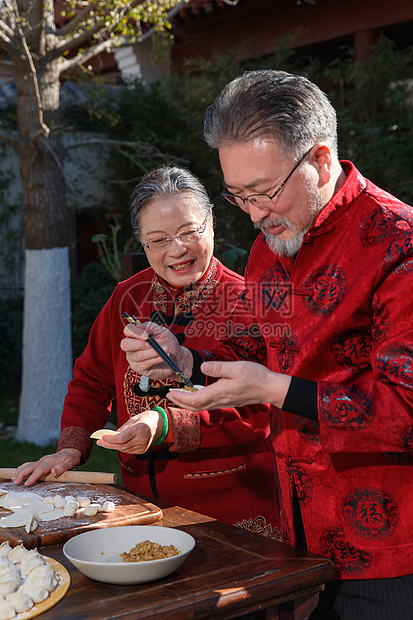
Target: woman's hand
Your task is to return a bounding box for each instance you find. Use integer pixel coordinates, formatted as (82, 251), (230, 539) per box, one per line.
(12, 448), (82, 487)
(120, 321), (193, 380)
(95, 410), (163, 454)
(167, 360), (292, 411)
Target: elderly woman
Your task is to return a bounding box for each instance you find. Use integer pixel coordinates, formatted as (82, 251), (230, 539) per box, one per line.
(13, 166), (280, 538)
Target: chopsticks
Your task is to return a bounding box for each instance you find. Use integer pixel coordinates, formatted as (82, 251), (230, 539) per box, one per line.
(123, 312), (194, 389)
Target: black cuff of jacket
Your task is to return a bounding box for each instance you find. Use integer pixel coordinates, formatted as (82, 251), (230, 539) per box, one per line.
(282, 377), (319, 421)
(187, 348), (207, 386)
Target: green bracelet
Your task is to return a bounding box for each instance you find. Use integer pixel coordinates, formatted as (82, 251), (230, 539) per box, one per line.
(153, 406), (169, 446)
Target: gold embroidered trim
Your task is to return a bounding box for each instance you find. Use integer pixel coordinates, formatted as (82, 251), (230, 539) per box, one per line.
(152, 257), (219, 316)
(184, 463), (246, 479)
(236, 516), (283, 541)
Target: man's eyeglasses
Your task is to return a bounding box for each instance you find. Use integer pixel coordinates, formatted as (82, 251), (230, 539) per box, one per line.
(141, 218), (208, 252)
(221, 146), (313, 209)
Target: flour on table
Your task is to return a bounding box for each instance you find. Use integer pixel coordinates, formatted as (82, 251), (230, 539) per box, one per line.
(0, 489), (117, 533)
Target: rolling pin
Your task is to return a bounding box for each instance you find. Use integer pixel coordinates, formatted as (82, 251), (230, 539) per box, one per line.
(0, 469), (117, 484)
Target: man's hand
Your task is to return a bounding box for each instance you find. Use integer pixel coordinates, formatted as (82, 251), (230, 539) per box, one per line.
(166, 360), (292, 411)
(120, 321), (193, 380)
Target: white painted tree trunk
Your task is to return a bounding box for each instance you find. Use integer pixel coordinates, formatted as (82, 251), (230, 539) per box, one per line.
(16, 247), (73, 446)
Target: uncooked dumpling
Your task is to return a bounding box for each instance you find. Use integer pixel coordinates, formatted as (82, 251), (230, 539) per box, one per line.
(18, 584), (48, 604)
(0, 562), (20, 583)
(8, 545), (28, 565)
(0, 558), (13, 572)
(25, 563), (57, 591)
(25, 512), (39, 534)
(0, 599), (15, 619)
(20, 549), (45, 576)
(0, 563), (19, 582)
(25, 574), (57, 593)
(6, 591), (34, 613)
(0, 577), (20, 598)
(0, 544), (11, 560)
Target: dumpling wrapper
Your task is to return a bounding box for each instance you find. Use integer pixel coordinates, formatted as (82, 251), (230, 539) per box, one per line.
(0, 509), (35, 528)
(0, 492), (43, 511)
(37, 508), (65, 522)
(169, 385), (205, 393)
(90, 429), (119, 440)
(22, 503), (54, 516)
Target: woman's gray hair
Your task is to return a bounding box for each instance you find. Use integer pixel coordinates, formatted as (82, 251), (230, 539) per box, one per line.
(204, 70), (338, 159)
(130, 166), (214, 236)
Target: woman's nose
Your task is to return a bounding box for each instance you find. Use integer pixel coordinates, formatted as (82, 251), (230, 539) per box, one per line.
(168, 237), (188, 254)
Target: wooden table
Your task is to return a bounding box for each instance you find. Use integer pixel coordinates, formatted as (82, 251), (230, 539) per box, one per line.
(39, 498), (336, 620)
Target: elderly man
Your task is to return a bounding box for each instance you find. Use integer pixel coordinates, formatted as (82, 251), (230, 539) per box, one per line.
(120, 70), (413, 619)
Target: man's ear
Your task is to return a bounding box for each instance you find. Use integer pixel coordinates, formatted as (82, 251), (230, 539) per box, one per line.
(311, 144), (332, 185)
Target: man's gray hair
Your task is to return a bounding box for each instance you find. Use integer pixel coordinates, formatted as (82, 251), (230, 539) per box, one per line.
(130, 166), (213, 235)
(204, 70), (338, 158)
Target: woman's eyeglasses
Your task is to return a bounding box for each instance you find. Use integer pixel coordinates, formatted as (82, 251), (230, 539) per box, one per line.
(141, 218), (208, 252)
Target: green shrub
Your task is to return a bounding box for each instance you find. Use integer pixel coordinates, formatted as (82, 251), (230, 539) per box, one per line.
(71, 262), (116, 361)
(0, 297), (23, 391)
(90, 37), (413, 273)
(304, 38), (413, 204)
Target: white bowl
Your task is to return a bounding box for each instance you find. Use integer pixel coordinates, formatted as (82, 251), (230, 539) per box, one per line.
(63, 525), (195, 584)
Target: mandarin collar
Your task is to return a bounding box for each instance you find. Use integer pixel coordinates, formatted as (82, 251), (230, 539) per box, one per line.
(313, 161), (367, 228)
(154, 256), (219, 299)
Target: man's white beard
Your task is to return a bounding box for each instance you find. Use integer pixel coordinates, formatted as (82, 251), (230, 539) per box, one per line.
(255, 173), (326, 257)
(260, 221), (306, 257)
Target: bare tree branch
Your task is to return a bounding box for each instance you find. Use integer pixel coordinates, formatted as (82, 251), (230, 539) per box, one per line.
(0, 17), (14, 38)
(13, 5), (50, 139)
(51, 0), (145, 61)
(55, 0), (189, 73)
(65, 137), (189, 171)
(56, 1), (102, 37)
(135, 0), (188, 46)
(40, 135), (76, 190)
(33, 0), (47, 53)
(0, 26), (20, 59)
(59, 36), (121, 73)
(51, 20), (111, 60)
(65, 138), (148, 149)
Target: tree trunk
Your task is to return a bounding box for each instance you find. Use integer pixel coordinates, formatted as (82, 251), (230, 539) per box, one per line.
(15, 57), (73, 445)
